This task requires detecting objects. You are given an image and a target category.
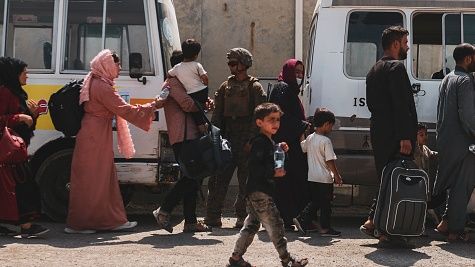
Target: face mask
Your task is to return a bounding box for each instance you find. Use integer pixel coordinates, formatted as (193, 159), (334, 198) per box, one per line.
(296, 78), (302, 85)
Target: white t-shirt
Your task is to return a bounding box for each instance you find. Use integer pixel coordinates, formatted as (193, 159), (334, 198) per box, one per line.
(168, 61), (207, 94)
(301, 132), (337, 184)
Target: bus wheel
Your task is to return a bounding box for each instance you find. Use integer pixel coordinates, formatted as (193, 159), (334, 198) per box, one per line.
(36, 149), (73, 222)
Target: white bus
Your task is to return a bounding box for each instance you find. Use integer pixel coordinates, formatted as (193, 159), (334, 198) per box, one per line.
(304, 0), (475, 203)
(1, 0), (181, 221)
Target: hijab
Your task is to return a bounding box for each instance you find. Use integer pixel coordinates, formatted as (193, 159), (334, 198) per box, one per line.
(278, 58), (304, 94)
(0, 57), (29, 113)
(80, 49), (135, 159)
(0, 57), (35, 144)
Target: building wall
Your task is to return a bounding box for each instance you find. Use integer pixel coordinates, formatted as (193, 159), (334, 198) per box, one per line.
(174, 0), (318, 93)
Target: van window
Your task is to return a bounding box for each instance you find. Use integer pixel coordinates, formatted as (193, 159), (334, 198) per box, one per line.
(64, 0), (152, 73)
(156, 0), (181, 73)
(345, 11), (403, 78)
(463, 14), (475, 44)
(105, 1), (151, 73)
(443, 14), (461, 74)
(412, 13), (445, 79)
(306, 22), (317, 78)
(5, 0), (55, 70)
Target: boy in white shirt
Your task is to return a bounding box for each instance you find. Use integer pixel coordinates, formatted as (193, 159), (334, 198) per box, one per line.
(293, 108), (343, 237)
(168, 39), (209, 132)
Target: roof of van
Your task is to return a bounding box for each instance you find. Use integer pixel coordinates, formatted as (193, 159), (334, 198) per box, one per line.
(330, 0), (475, 8)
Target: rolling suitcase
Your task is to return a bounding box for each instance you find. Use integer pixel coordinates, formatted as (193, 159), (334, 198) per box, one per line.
(374, 159), (429, 237)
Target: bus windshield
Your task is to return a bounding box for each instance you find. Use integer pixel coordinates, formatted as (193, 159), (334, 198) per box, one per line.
(156, 0), (181, 73)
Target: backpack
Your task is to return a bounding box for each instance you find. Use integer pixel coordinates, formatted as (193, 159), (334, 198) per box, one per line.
(48, 80), (84, 137)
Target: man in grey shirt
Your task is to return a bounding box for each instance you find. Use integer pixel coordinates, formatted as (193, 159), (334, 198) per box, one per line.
(434, 43), (475, 242)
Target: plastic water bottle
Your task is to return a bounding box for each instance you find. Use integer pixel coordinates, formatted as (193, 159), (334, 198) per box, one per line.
(159, 87), (170, 99)
(274, 144), (285, 170)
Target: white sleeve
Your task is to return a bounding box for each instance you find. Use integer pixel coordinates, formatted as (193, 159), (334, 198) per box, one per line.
(323, 138), (337, 161)
(168, 65), (177, 77)
(300, 136), (309, 153)
(197, 62), (207, 76)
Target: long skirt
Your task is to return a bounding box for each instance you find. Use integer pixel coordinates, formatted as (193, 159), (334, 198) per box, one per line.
(0, 163), (41, 224)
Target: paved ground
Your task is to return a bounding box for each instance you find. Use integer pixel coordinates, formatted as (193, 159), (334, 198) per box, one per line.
(0, 216), (474, 267)
(1, 187), (474, 266)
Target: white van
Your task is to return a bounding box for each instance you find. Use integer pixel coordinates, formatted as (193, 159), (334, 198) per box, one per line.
(1, 0), (181, 220)
(304, 0), (475, 190)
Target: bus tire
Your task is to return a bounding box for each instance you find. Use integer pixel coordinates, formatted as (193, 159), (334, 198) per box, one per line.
(35, 148), (73, 222)
(36, 149), (135, 222)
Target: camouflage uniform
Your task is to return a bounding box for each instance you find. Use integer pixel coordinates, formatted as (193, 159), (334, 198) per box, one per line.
(205, 48), (266, 224)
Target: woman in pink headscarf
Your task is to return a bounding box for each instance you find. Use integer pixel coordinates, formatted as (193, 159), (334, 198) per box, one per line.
(65, 49), (158, 233)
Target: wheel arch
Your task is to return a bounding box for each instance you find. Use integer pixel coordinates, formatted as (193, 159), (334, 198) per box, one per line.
(30, 137), (76, 180)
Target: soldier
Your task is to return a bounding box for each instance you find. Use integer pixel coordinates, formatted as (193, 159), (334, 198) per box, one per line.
(205, 48), (266, 228)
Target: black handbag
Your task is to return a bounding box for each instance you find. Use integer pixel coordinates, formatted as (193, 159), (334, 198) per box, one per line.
(176, 102), (232, 180)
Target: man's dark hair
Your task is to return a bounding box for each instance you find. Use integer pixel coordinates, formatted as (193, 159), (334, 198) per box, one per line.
(313, 108), (335, 127)
(254, 102), (283, 121)
(453, 43), (475, 64)
(417, 122), (427, 132)
(170, 50), (184, 67)
(181, 39), (201, 59)
(382, 26), (409, 50)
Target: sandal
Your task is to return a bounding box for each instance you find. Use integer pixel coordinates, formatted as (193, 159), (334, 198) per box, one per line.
(183, 221), (212, 233)
(359, 225), (376, 239)
(282, 256), (308, 267)
(447, 232), (470, 243)
(227, 255), (254, 267)
(434, 227), (449, 236)
(152, 208), (173, 233)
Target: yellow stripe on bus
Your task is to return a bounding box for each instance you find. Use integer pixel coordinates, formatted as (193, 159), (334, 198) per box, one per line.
(24, 84), (153, 131)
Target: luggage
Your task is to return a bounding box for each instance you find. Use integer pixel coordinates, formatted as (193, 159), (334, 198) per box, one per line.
(48, 80), (84, 136)
(177, 101), (232, 180)
(374, 159), (429, 237)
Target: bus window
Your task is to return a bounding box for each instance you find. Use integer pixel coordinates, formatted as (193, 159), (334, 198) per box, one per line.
(64, 0), (103, 71)
(345, 11), (403, 78)
(156, 0), (181, 73)
(105, 1), (151, 73)
(5, 0), (55, 70)
(443, 14), (461, 74)
(412, 13), (445, 80)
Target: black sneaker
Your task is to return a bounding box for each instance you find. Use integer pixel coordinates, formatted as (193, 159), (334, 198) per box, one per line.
(20, 224), (49, 238)
(292, 217), (307, 234)
(0, 226), (17, 236)
(320, 228), (341, 237)
(227, 256), (253, 267)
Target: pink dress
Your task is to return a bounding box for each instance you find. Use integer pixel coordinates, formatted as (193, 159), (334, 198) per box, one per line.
(66, 78), (155, 230)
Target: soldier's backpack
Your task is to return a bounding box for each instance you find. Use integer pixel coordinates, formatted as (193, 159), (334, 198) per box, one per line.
(374, 158), (429, 237)
(48, 79), (84, 137)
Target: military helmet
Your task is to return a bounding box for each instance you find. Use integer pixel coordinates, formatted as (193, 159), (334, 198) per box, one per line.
(226, 48), (253, 68)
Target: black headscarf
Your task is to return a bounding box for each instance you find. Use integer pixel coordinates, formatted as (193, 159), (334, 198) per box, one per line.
(0, 57), (34, 143)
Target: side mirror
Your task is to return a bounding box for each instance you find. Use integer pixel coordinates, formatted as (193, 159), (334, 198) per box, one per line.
(129, 53), (147, 85)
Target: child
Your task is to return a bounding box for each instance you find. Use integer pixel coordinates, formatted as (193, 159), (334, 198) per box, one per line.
(227, 103), (308, 267)
(414, 123), (440, 225)
(414, 123), (438, 175)
(167, 39), (209, 132)
(293, 108), (342, 237)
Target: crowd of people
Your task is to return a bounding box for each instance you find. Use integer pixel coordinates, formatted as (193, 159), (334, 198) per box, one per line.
(0, 26), (474, 266)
